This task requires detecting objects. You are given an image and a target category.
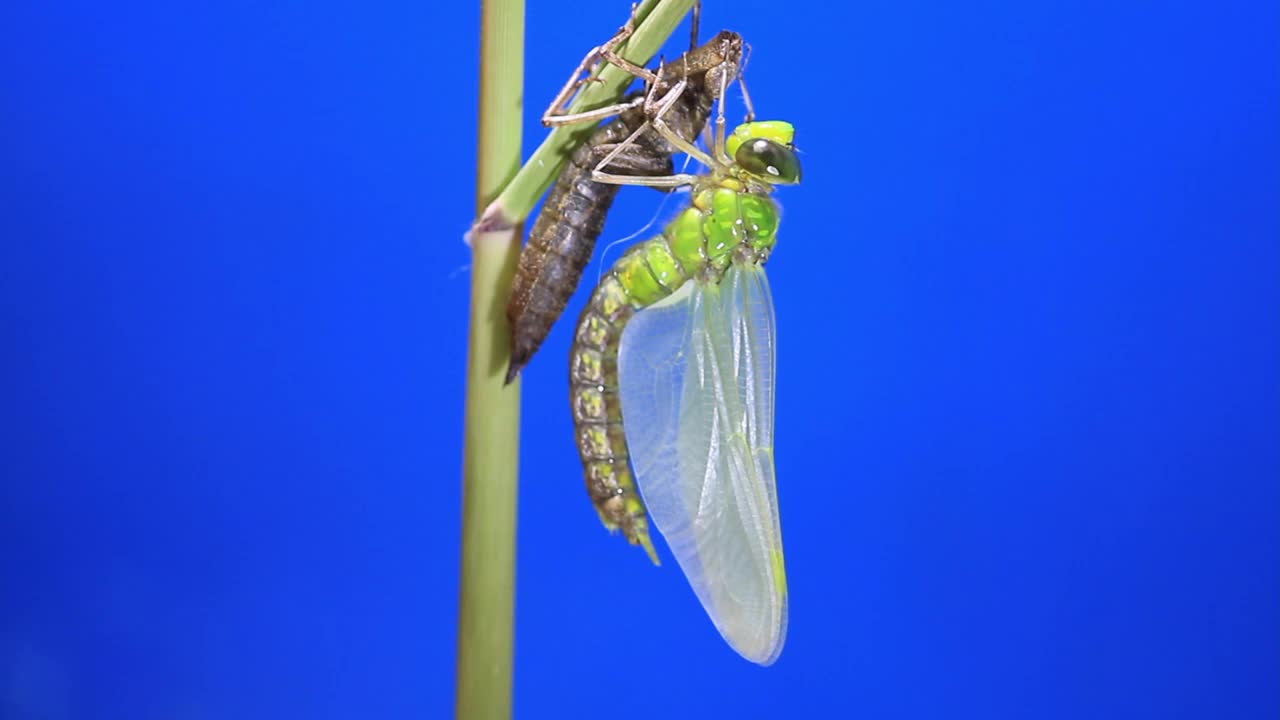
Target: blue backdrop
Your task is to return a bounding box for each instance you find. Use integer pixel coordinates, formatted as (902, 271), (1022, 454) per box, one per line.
(1, 1), (1276, 718)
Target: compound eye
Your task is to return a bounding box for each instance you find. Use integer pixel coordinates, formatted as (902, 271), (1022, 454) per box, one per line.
(734, 138), (802, 184)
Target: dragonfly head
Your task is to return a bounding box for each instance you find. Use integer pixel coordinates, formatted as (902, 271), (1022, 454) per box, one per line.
(726, 121), (802, 186)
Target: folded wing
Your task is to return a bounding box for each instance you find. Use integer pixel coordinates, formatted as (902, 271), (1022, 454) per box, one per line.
(619, 265), (787, 665)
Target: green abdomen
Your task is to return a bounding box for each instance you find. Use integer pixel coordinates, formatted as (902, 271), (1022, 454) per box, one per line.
(568, 185), (780, 562)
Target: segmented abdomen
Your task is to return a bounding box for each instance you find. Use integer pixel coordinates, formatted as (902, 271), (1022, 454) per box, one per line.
(505, 96), (720, 384)
(570, 185), (781, 562)
(505, 121), (628, 384)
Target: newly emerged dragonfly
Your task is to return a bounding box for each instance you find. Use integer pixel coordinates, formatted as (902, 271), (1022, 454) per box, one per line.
(569, 96), (802, 666)
(505, 16), (747, 382)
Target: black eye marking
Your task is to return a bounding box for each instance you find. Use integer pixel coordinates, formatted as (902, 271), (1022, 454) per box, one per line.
(735, 138), (802, 184)
(751, 140), (781, 175)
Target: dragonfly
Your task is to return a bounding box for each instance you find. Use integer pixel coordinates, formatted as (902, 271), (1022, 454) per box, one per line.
(568, 79), (802, 666)
(505, 14), (747, 383)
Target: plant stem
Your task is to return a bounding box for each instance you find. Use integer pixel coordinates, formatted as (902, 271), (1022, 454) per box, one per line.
(456, 2), (695, 718)
(457, 0), (523, 717)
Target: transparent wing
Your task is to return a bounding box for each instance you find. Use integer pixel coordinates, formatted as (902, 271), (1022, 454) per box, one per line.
(619, 265), (787, 665)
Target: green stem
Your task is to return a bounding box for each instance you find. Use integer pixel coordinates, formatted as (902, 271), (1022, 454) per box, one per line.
(457, 0), (523, 717)
(457, 3), (694, 718)
(475, 0), (696, 231)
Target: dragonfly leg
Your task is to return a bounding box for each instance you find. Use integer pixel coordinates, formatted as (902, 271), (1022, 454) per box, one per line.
(711, 55), (742, 163)
(589, 120), (655, 181)
(587, 103), (702, 187)
(542, 47), (610, 126)
(651, 116), (717, 169)
(590, 170), (700, 189)
(595, 4), (660, 85)
(541, 3), (658, 128)
(599, 3), (661, 83)
(713, 64), (732, 164)
(738, 42), (757, 121)
(544, 95), (645, 127)
(588, 143), (674, 178)
(689, 0), (702, 50)
(649, 80), (722, 170)
(649, 40), (743, 170)
(723, 73), (757, 164)
(587, 96), (687, 184)
(585, 72), (720, 181)
(708, 35), (750, 165)
(634, 75), (720, 171)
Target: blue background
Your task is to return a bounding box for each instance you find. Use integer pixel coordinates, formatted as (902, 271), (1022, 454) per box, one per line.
(1, 1), (1276, 718)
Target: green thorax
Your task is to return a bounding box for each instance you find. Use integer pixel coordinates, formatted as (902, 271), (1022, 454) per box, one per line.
(610, 179), (781, 309)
